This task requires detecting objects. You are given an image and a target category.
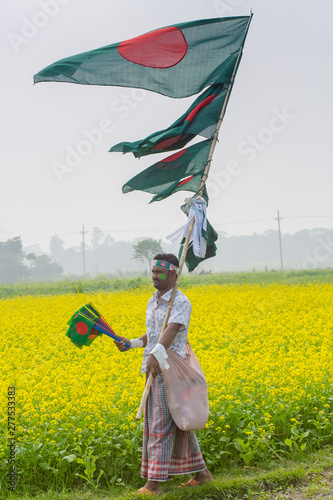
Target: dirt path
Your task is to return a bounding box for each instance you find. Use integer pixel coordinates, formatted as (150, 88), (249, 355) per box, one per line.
(265, 466), (333, 500)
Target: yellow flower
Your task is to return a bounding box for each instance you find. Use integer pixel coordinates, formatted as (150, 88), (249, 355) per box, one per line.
(1, 282), (332, 473)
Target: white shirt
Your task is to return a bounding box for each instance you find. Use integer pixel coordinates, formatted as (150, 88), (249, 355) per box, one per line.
(141, 288), (192, 374)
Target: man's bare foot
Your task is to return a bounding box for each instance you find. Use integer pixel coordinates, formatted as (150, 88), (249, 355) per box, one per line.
(193, 468), (213, 484)
(144, 480), (161, 493)
(179, 469), (213, 487)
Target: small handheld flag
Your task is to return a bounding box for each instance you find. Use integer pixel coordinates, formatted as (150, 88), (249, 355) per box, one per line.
(66, 302), (130, 350)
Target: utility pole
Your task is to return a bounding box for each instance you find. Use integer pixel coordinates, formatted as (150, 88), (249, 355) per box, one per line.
(80, 225), (86, 276)
(276, 210), (284, 271)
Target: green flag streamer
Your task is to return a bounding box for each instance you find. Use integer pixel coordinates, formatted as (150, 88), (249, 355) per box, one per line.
(33, 16), (250, 98)
(179, 219), (218, 272)
(122, 139), (212, 203)
(110, 84), (228, 157)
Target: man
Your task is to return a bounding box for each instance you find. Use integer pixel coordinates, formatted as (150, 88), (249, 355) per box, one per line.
(115, 253), (212, 495)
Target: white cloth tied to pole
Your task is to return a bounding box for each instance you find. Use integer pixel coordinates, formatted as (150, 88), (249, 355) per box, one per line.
(166, 197), (208, 258)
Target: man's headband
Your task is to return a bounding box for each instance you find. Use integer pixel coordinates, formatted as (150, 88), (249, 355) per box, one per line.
(152, 260), (178, 272)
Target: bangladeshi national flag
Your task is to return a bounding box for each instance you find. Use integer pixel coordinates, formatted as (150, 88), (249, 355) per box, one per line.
(110, 84), (228, 157)
(66, 314), (100, 349)
(33, 16), (251, 98)
(122, 139), (212, 203)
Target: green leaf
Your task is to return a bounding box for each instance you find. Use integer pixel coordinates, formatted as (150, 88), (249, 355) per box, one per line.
(234, 439), (248, 452)
(39, 462), (52, 470)
(62, 454), (76, 462)
(284, 438), (293, 449)
(242, 451), (255, 466)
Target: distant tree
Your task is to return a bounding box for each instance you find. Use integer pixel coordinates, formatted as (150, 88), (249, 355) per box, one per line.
(28, 255), (63, 281)
(50, 235), (64, 260)
(91, 227), (104, 248)
(25, 252), (36, 262)
(102, 234), (115, 247)
(24, 244), (44, 256)
(0, 236), (29, 283)
(132, 238), (164, 269)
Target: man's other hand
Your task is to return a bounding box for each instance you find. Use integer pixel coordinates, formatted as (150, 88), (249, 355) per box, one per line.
(114, 337), (130, 352)
(146, 354), (161, 378)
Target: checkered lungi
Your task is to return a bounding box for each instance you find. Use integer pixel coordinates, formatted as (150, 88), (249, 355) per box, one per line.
(141, 373), (206, 481)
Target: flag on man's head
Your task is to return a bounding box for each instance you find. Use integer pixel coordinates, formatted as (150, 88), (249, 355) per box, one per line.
(110, 84), (228, 157)
(122, 139), (212, 203)
(33, 16), (251, 98)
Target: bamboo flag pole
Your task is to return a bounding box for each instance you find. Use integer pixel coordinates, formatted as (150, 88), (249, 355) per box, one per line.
(135, 13), (253, 421)
(135, 217), (195, 420)
(198, 12), (253, 195)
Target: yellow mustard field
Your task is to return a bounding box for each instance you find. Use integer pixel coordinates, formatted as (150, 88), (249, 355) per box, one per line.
(1, 283), (333, 490)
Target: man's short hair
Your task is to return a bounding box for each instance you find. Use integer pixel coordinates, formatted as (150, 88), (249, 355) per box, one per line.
(153, 253), (179, 268)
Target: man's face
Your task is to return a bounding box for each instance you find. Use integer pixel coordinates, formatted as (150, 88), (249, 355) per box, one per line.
(151, 266), (173, 291)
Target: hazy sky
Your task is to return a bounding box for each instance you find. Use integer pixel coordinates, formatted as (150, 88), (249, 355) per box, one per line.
(1, 0), (332, 251)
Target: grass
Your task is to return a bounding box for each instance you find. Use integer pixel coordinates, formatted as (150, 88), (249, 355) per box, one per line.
(3, 447), (333, 499)
(1, 268), (333, 299)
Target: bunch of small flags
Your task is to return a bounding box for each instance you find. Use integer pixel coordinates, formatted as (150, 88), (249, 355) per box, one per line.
(66, 302), (130, 350)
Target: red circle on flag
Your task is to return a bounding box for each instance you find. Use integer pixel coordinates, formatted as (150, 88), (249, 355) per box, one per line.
(161, 149), (186, 162)
(156, 148), (186, 171)
(118, 26), (188, 68)
(76, 321), (89, 336)
(153, 134), (183, 151)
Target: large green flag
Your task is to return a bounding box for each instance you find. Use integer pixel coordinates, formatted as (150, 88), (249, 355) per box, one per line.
(122, 139), (212, 203)
(33, 16), (251, 98)
(110, 84), (227, 157)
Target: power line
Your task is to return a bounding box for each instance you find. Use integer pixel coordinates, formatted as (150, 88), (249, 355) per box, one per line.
(214, 215), (333, 226)
(214, 217), (274, 226)
(7, 213), (333, 245)
(283, 215), (333, 219)
(20, 231), (80, 242)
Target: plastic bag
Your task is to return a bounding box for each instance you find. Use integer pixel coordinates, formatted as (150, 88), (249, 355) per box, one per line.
(163, 343), (209, 431)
